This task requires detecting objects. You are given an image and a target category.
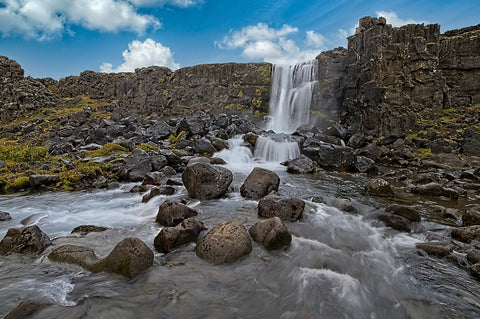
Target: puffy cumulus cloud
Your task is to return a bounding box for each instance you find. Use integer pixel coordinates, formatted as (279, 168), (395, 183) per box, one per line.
(0, 0), (163, 40)
(376, 11), (426, 27)
(100, 38), (180, 73)
(217, 23), (326, 66)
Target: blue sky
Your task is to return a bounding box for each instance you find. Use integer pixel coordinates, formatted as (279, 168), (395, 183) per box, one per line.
(1, 0), (479, 79)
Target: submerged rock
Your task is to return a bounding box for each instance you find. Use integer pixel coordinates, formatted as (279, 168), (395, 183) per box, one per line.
(0, 210), (12, 221)
(0, 225), (51, 255)
(257, 193), (305, 222)
(240, 167), (280, 200)
(4, 300), (52, 319)
(365, 178), (394, 196)
(154, 218), (205, 253)
(155, 199), (199, 227)
(142, 186), (175, 203)
(71, 225), (109, 235)
(249, 217), (292, 250)
(182, 162), (233, 200)
(196, 221), (252, 264)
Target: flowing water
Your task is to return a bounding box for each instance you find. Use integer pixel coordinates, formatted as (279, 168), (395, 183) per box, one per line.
(1, 61), (480, 318)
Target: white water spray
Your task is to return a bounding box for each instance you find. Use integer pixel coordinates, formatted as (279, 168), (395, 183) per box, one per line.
(266, 61), (318, 134)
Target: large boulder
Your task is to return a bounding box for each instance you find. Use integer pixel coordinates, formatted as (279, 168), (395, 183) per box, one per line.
(353, 156), (378, 174)
(303, 143), (355, 170)
(240, 167), (280, 200)
(0, 225), (51, 255)
(154, 218), (205, 253)
(286, 155), (317, 174)
(155, 199), (199, 226)
(124, 148), (153, 182)
(378, 213), (411, 232)
(196, 221), (252, 264)
(257, 193), (305, 222)
(412, 182), (458, 199)
(365, 178), (394, 196)
(249, 217), (292, 250)
(90, 237), (154, 279)
(182, 162), (233, 200)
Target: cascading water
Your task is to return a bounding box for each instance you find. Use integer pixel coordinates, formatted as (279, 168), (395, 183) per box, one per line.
(266, 60), (318, 134)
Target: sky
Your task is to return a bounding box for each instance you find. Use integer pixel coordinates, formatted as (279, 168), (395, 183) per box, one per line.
(0, 0), (479, 80)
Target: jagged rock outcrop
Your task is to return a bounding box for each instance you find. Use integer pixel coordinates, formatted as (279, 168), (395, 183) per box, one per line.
(56, 63), (271, 119)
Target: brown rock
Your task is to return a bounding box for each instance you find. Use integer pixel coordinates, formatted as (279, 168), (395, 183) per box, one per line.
(182, 162), (233, 200)
(0, 225), (51, 255)
(196, 221), (252, 264)
(154, 218), (205, 253)
(155, 199), (198, 227)
(249, 217), (292, 250)
(71, 225), (109, 235)
(378, 213), (411, 232)
(365, 178), (394, 196)
(4, 300), (52, 319)
(240, 167), (280, 200)
(48, 244), (98, 268)
(385, 204), (421, 222)
(257, 193), (305, 222)
(416, 242), (456, 257)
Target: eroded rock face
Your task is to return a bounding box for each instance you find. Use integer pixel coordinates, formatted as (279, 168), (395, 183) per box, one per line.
(154, 218), (205, 253)
(155, 199), (198, 227)
(249, 217), (292, 250)
(182, 162), (233, 200)
(0, 225), (51, 255)
(240, 167), (280, 200)
(257, 193), (305, 222)
(195, 221), (252, 264)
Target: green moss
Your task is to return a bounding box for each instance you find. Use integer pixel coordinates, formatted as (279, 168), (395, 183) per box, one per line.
(169, 131), (187, 144)
(136, 143), (158, 152)
(0, 139), (49, 163)
(86, 143), (128, 157)
(75, 95), (108, 108)
(4, 175), (30, 192)
(414, 148), (434, 159)
(47, 85), (60, 95)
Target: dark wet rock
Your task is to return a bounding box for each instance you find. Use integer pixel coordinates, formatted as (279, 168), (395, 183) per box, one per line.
(0, 179), (5, 192)
(365, 178), (394, 196)
(4, 300), (52, 319)
(48, 244), (98, 268)
(210, 157), (227, 165)
(354, 143), (382, 161)
(195, 138), (216, 155)
(243, 132), (259, 147)
(182, 162), (233, 200)
(195, 221), (252, 264)
(154, 217), (205, 253)
(467, 250), (480, 264)
(354, 156), (378, 174)
(461, 128), (480, 157)
(325, 197), (358, 214)
(426, 205), (463, 227)
(20, 213), (48, 226)
(166, 178), (183, 186)
(249, 217), (292, 250)
(416, 242), (456, 257)
(142, 172), (166, 186)
(412, 182), (459, 199)
(142, 186), (175, 203)
(347, 133), (366, 148)
(303, 143), (354, 170)
(413, 172), (437, 184)
(92, 176), (108, 188)
(0, 210), (12, 221)
(187, 156), (211, 166)
(90, 237), (154, 279)
(150, 154), (168, 171)
(71, 225), (109, 235)
(257, 193), (305, 222)
(0, 225), (51, 255)
(463, 205), (480, 226)
(378, 213), (411, 232)
(160, 166), (177, 177)
(385, 204), (421, 222)
(155, 199), (198, 227)
(240, 167), (280, 200)
(451, 226), (480, 243)
(124, 148), (153, 182)
(286, 155), (317, 174)
(470, 263), (480, 278)
(28, 174), (60, 188)
(130, 185), (147, 193)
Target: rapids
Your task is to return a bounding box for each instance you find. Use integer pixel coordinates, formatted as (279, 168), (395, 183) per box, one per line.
(1, 167), (480, 318)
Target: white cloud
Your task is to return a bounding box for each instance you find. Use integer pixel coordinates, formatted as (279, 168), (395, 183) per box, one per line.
(376, 11), (426, 27)
(130, 0), (204, 7)
(217, 23), (327, 66)
(100, 38), (180, 72)
(0, 0), (177, 40)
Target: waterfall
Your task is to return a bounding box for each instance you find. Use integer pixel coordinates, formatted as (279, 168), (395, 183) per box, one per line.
(253, 135), (300, 162)
(266, 60), (318, 134)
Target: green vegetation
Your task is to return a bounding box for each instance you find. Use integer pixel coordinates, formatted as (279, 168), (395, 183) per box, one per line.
(86, 143), (128, 157)
(0, 139), (49, 163)
(413, 148), (434, 159)
(169, 131), (187, 144)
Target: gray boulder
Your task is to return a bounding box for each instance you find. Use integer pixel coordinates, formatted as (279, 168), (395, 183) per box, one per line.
(154, 218), (205, 253)
(142, 172), (166, 186)
(249, 217), (292, 250)
(155, 199), (198, 227)
(286, 155), (317, 174)
(354, 156), (378, 174)
(0, 225), (51, 255)
(124, 148), (153, 182)
(182, 162), (233, 200)
(257, 193), (305, 222)
(240, 167), (280, 200)
(196, 221), (252, 264)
